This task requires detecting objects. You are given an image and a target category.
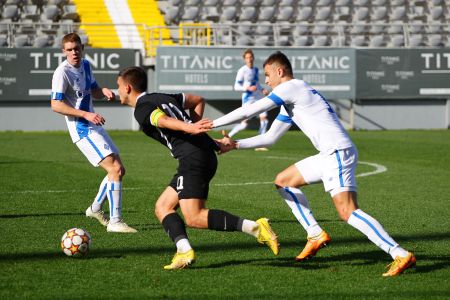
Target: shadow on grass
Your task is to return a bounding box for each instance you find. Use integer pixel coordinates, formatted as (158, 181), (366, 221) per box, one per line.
(2, 232), (450, 275)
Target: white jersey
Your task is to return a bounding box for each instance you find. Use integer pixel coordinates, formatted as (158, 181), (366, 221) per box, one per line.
(214, 78), (354, 154)
(234, 65), (264, 104)
(51, 58), (100, 143)
(269, 79), (353, 154)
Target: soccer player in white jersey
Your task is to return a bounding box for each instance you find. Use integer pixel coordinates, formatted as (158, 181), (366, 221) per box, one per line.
(229, 49), (269, 150)
(51, 33), (136, 233)
(213, 51), (416, 277)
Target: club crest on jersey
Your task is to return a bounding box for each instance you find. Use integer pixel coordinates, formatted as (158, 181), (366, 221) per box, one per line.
(104, 144), (110, 150)
(76, 90), (83, 98)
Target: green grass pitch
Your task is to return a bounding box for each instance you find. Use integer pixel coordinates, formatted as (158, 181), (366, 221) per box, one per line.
(1, 130), (449, 299)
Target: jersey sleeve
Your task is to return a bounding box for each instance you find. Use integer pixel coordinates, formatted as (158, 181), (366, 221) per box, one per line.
(51, 67), (67, 101)
(234, 68), (246, 92)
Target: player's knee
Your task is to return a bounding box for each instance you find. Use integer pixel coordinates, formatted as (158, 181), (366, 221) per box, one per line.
(274, 173), (288, 187)
(184, 214), (203, 229)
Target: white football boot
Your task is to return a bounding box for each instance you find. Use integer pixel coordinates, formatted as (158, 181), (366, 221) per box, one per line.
(107, 220), (137, 233)
(85, 206), (109, 226)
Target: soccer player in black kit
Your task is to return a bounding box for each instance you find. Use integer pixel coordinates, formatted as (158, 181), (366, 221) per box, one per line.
(116, 66), (279, 269)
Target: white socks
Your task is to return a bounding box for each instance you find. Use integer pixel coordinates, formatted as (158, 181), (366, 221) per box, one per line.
(241, 219), (259, 237)
(259, 119), (269, 135)
(107, 181), (123, 224)
(176, 238), (193, 253)
(91, 176), (109, 212)
(277, 187), (323, 237)
(348, 209), (408, 259)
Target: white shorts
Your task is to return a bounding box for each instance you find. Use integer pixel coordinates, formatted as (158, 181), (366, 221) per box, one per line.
(243, 99), (268, 118)
(295, 147), (358, 197)
(75, 128), (119, 167)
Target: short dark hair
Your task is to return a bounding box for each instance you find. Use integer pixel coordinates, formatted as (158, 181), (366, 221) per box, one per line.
(118, 66), (148, 93)
(62, 33), (82, 48)
(263, 51), (293, 76)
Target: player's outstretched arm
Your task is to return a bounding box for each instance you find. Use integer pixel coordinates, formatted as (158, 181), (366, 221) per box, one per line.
(236, 118), (291, 149)
(213, 97), (276, 128)
(214, 130), (237, 154)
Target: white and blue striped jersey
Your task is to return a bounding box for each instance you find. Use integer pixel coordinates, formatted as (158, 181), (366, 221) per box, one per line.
(51, 58), (100, 143)
(214, 79), (354, 154)
(269, 79), (353, 154)
(234, 65), (264, 104)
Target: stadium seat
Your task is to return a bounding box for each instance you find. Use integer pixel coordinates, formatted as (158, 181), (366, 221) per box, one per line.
(334, 6), (351, 22)
(255, 21), (273, 35)
(260, 0), (277, 6)
(330, 34), (346, 46)
(316, 0), (332, 5)
(276, 6), (295, 23)
(40, 4), (61, 22)
(427, 23), (442, 34)
(312, 35), (330, 46)
(409, 34), (425, 47)
(181, 6), (200, 22)
(185, 0), (201, 6)
(311, 23), (329, 35)
(258, 6), (275, 22)
(314, 7), (331, 22)
(390, 0), (405, 5)
(299, 0), (313, 5)
(222, 0), (239, 6)
(279, 0), (295, 6)
(164, 7), (180, 25)
(369, 35), (387, 47)
(428, 34), (444, 47)
(2, 5), (20, 21)
(200, 6), (220, 22)
(0, 34), (8, 47)
(241, 0), (258, 6)
(409, 21), (425, 34)
(293, 23), (310, 36)
(275, 35), (290, 46)
(21, 5), (40, 21)
(238, 21), (254, 35)
(220, 6), (237, 22)
(390, 6), (406, 21)
(239, 7), (257, 22)
(335, 0), (350, 6)
(236, 35), (253, 46)
(295, 7), (312, 22)
(33, 34), (51, 47)
(292, 35), (311, 46)
(13, 34), (30, 47)
(350, 35), (368, 47)
(61, 4), (79, 21)
(255, 35), (272, 46)
(371, 7), (388, 21)
(168, 0), (183, 6)
(428, 6), (444, 21)
(353, 0), (369, 6)
(353, 7), (369, 22)
(203, 0), (220, 5)
(372, 0), (387, 5)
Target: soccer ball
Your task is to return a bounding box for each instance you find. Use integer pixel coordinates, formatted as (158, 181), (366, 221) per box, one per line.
(61, 228), (91, 257)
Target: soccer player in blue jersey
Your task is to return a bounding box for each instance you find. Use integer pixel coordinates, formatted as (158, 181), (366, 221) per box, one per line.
(229, 49), (269, 150)
(213, 51), (416, 277)
(51, 33), (136, 233)
(116, 66), (279, 270)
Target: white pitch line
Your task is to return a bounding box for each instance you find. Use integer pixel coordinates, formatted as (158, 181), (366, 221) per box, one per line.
(6, 161), (387, 194)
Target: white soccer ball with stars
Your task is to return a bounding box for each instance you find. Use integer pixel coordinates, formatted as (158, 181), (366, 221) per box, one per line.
(61, 228), (92, 257)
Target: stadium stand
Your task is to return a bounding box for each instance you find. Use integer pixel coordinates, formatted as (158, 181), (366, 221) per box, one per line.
(0, 0), (449, 53)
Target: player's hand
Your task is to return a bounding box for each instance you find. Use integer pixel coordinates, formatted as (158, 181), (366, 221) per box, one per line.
(247, 86), (257, 92)
(102, 88), (116, 101)
(262, 88), (269, 96)
(84, 111), (105, 126)
(215, 130), (236, 154)
(187, 119), (213, 135)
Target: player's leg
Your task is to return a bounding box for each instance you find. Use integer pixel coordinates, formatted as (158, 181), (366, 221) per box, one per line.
(178, 199), (279, 255)
(155, 186), (196, 270)
(86, 175), (109, 226)
(275, 157), (329, 261)
(228, 119), (248, 137)
(99, 154), (136, 233)
(258, 112), (269, 135)
(328, 147), (415, 276)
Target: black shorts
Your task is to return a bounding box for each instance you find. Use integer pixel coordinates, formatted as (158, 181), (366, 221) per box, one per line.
(169, 150), (217, 200)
